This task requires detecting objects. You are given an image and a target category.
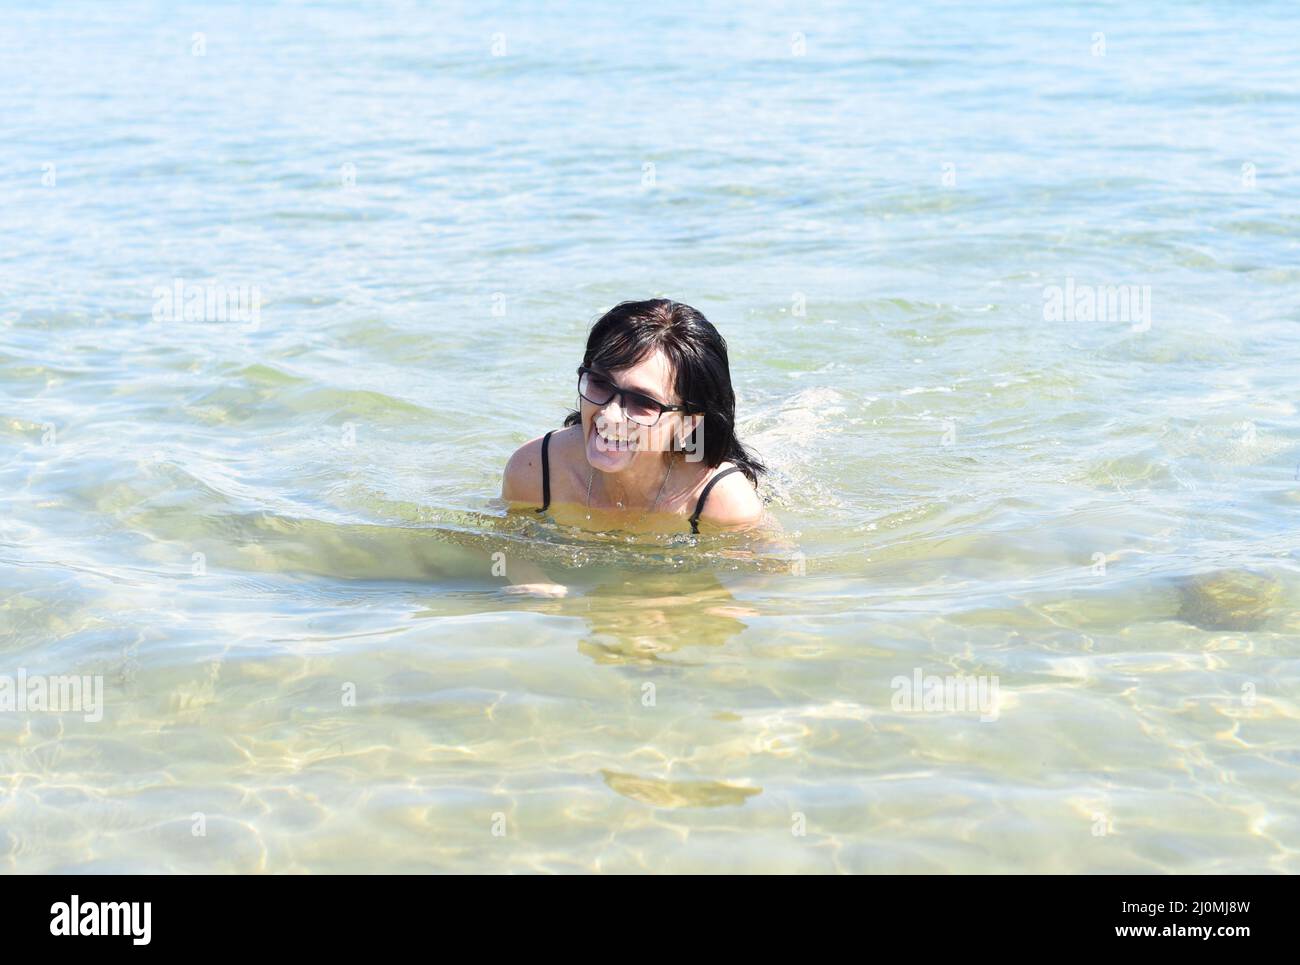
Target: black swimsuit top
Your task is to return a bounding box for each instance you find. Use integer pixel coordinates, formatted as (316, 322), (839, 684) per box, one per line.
(533, 429), (744, 535)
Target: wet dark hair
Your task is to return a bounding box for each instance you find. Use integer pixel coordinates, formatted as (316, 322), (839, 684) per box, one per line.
(562, 299), (766, 485)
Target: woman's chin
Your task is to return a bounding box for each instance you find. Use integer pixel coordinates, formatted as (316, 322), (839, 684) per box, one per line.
(585, 424), (637, 471)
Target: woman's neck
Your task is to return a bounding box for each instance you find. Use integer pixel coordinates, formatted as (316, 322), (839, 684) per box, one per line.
(591, 451), (677, 509)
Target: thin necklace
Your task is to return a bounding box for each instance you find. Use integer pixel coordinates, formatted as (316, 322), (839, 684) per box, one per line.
(586, 454), (675, 525)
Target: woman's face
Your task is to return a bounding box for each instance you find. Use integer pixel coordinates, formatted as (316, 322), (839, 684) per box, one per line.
(580, 349), (697, 473)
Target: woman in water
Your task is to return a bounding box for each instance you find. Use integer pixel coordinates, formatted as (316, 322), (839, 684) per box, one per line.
(503, 299), (767, 534)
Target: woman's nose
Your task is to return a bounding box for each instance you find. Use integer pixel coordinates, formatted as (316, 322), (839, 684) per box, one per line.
(601, 398), (626, 423)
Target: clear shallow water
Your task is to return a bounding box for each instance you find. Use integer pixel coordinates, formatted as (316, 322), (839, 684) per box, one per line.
(2, 0), (1299, 872)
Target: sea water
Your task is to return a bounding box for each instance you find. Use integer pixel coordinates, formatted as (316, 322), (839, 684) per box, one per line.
(1, 0), (1298, 872)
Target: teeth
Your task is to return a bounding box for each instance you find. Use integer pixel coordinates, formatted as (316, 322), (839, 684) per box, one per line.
(595, 426), (632, 446)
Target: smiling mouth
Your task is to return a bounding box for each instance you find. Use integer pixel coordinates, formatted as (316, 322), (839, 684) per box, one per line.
(592, 422), (636, 450)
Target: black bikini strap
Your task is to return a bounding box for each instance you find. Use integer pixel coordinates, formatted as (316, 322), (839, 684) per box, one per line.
(689, 466), (744, 534)
(535, 430), (555, 513)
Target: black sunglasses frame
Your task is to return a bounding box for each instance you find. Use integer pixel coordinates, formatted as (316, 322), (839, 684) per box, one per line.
(576, 366), (692, 427)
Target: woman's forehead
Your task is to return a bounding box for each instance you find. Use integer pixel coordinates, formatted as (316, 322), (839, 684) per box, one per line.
(605, 350), (674, 394)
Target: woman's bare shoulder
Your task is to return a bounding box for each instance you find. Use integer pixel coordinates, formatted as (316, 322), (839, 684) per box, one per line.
(697, 463), (765, 529)
(502, 432), (548, 506)
(502, 426), (579, 506)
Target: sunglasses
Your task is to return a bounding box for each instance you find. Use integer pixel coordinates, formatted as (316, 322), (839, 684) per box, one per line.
(577, 366), (691, 427)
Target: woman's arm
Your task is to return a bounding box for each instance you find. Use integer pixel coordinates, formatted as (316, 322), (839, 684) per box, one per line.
(498, 435), (568, 597)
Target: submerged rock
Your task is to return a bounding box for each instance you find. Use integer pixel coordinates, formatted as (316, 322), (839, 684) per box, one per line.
(601, 770), (761, 808)
(1176, 568), (1283, 631)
